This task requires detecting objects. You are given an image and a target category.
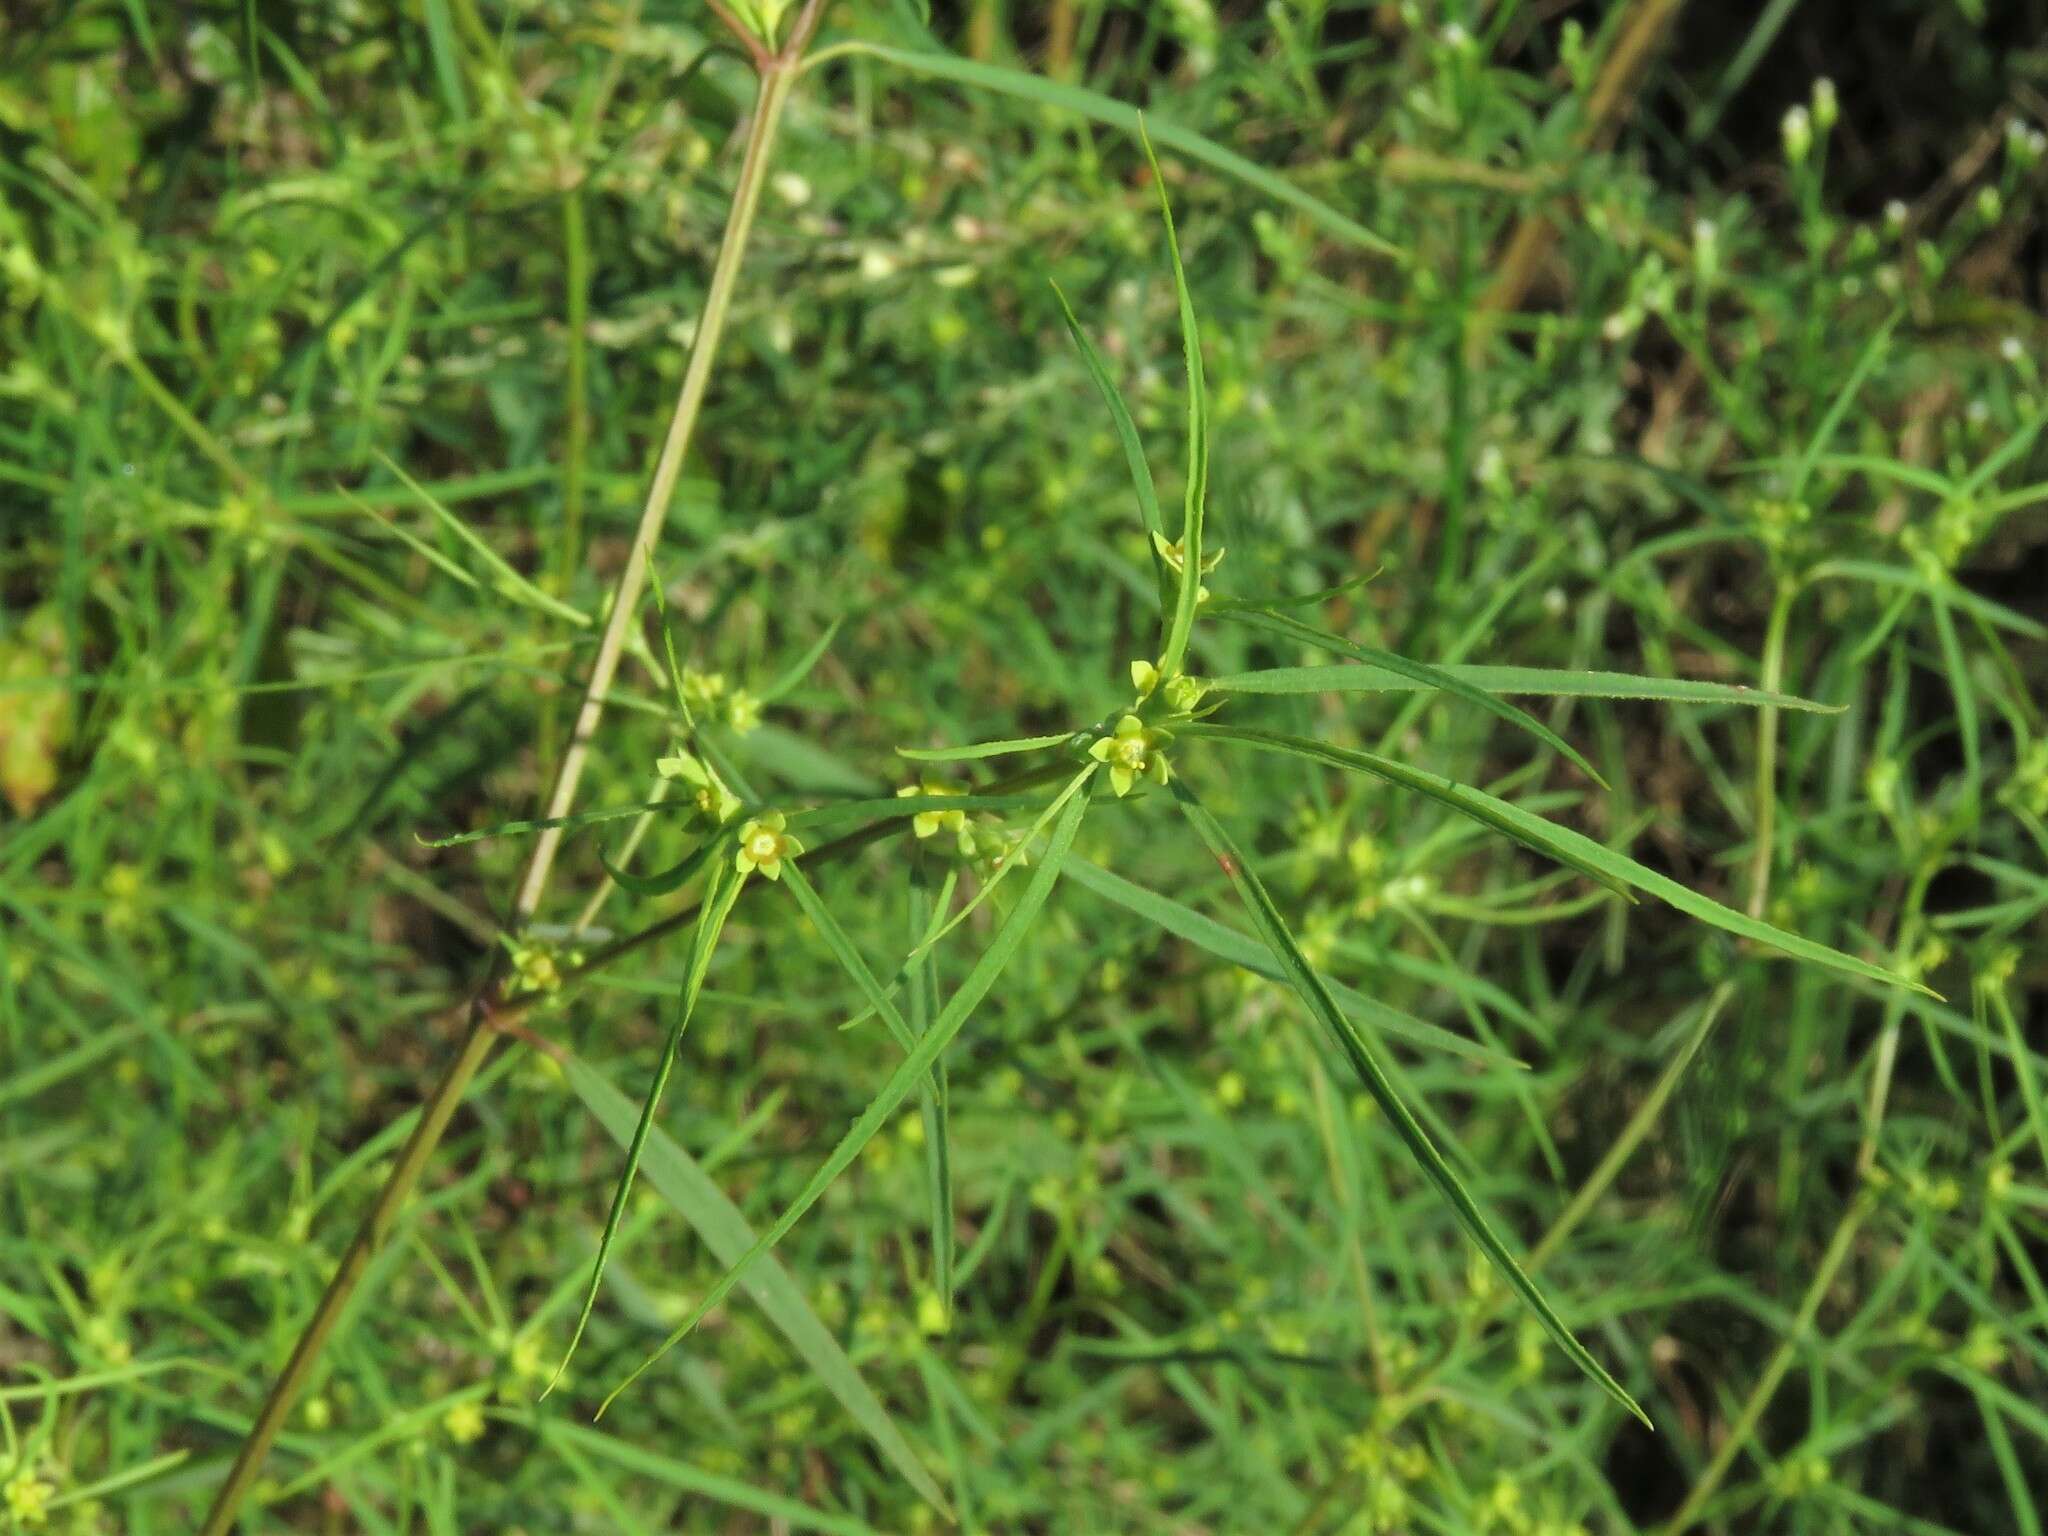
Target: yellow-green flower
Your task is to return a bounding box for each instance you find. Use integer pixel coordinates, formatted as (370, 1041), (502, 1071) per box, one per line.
(735, 813), (802, 881)
(444, 1400), (486, 1445)
(724, 687), (763, 735)
(1151, 530), (1225, 575)
(1131, 659), (1209, 714)
(4, 1468), (54, 1528)
(505, 938), (571, 996)
(1088, 714), (1171, 797)
(656, 747), (741, 825)
(681, 668), (726, 711)
(1152, 531), (1224, 602)
(897, 781), (975, 855)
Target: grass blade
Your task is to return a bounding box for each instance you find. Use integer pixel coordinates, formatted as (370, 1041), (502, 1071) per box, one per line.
(419, 800), (677, 848)
(1051, 280), (1173, 614)
(897, 732), (1079, 763)
(1189, 723), (1932, 995)
(1063, 856), (1518, 1066)
(596, 838), (714, 899)
(1218, 607), (1611, 789)
(1145, 121), (1210, 679)
(1166, 777), (1649, 1426)
(907, 868), (955, 1322)
(908, 767), (1095, 958)
(550, 854), (743, 1389)
(1204, 663), (1840, 712)
(376, 450), (591, 627)
(822, 42), (1401, 258)
(598, 783), (1093, 1413)
(559, 1061), (949, 1518)
(760, 619), (843, 703)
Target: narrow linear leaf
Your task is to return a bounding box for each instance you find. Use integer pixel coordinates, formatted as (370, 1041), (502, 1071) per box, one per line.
(781, 862), (955, 1322)
(761, 620), (844, 703)
(551, 854), (743, 1389)
(375, 450), (591, 627)
(644, 547), (695, 729)
(1205, 567), (1380, 614)
(1144, 119), (1210, 679)
(909, 767), (1095, 958)
(597, 838), (714, 899)
(1051, 279), (1173, 614)
(419, 800), (677, 848)
(560, 1063), (949, 1518)
(1190, 723), (1932, 996)
(1063, 856), (1517, 1067)
(786, 792), (1044, 828)
(1205, 663), (1840, 712)
(1167, 778), (1649, 1426)
(908, 870), (955, 1321)
(897, 731), (1080, 763)
(1808, 560), (2048, 639)
(829, 42), (1402, 257)
(599, 782), (1093, 1413)
(1219, 607), (1611, 789)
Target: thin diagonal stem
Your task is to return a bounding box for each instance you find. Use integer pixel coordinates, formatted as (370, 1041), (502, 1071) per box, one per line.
(195, 20), (826, 1529)
(515, 56), (799, 922)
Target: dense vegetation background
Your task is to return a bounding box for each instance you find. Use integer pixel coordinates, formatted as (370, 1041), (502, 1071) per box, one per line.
(3, 1), (2045, 1531)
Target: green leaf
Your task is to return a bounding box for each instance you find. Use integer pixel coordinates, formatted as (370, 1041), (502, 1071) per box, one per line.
(375, 450), (591, 628)
(761, 620), (844, 703)
(907, 869), (955, 1322)
(1050, 280), (1173, 614)
(908, 766), (1096, 958)
(597, 837), (715, 898)
(550, 855), (745, 1390)
(599, 785), (1092, 1413)
(781, 861), (956, 1325)
(785, 792), (1044, 829)
(1166, 778), (1650, 1427)
(1218, 607), (1612, 789)
(1204, 568), (1381, 614)
(418, 800), (676, 848)
(1205, 663), (1840, 712)
(1188, 723), (1933, 996)
(560, 1061), (949, 1519)
(819, 43), (1402, 258)
(1145, 120), (1210, 680)
(896, 731), (1080, 763)
(1062, 856), (1518, 1067)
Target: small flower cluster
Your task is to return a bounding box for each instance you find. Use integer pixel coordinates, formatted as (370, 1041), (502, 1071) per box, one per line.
(898, 779), (977, 857)
(1129, 659), (1208, 713)
(4, 1464), (55, 1529)
(503, 935), (581, 997)
(1151, 531), (1223, 606)
(680, 668), (761, 735)
(656, 747), (741, 826)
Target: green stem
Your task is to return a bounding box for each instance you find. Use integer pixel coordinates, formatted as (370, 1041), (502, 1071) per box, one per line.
(193, 1017), (497, 1536)
(514, 55), (802, 920)
(1746, 582), (1797, 919)
(1658, 1198), (1869, 1534)
(194, 31), (819, 1533)
(559, 186), (591, 598)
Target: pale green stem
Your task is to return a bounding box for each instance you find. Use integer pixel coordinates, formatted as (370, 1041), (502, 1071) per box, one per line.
(193, 22), (820, 1530)
(1658, 1199), (1869, 1534)
(1746, 582), (1797, 919)
(515, 56), (802, 921)
(1527, 983), (1734, 1272)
